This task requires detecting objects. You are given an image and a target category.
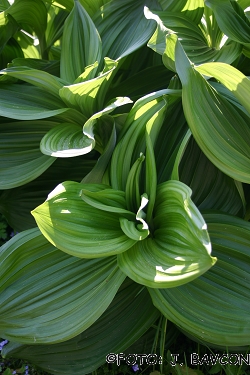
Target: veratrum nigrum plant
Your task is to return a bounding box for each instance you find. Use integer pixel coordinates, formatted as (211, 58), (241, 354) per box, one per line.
(1, 0), (250, 373)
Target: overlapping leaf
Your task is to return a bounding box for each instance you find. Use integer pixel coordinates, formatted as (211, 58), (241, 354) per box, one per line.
(2, 279), (159, 374)
(149, 212), (250, 347)
(118, 180), (216, 288)
(146, 8), (242, 66)
(0, 120), (57, 189)
(172, 34), (250, 183)
(0, 83), (70, 120)
(0, 157), (96, 231)
(179, 136), (245, 216)
(0, 227), (125, 344)
(59, 59), (118, 118)
(32, 181), (137, 258)
(0, 12), (19, 54)
(60, 0), (102, 83)
(93, 0), (158, 61)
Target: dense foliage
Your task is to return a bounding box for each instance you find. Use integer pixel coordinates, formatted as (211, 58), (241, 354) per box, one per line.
(0, 0), (250, 373)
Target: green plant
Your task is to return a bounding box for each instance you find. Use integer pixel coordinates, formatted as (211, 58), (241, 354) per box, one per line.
(1, 0), (250, 374)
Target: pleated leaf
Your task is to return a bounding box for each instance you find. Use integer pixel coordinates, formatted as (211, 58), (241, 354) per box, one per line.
(0, 66), (67, 97)
(0, 227), (125, 344)
(40, 123), (93, 157)
(0, 12), (19, 54)
(205, 0), (250, 46)
(0, 83), (70, 120)
(94, 0), (157, 61)
(32, 181), (137, 258)
(196, 62), (250, 117)
(149, 212), (250, 347)
(146, 8), (242, 66)
(118, 180), (216, 288)
(59, 58), (118, 118)
(179, 136), (245, 216)
(60, 0), (101, 83)
(158, 0), (204, 24)
(2, 279), (159, 375)
(174, 34), (250, 183)
(0, 120), (57, 189)
(110, 90), (170, 191)
(5, 0), (47, 42)
(0, 157), (96, 231)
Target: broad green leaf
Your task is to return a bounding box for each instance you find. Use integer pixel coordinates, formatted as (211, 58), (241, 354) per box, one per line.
(13, 30), (40, 59)
(0, 0), (10, 12)
(0, 120), (57, 189)
(110, 90), (170, 191)
(108, 64), (174, 102)
(118, 180), (216, 288)
(205, 0), (250, 46)
(8, 57), (60, 76)
(94, 0), (158, 61)
(0, 67), (67, 97)
(174, 35), (250, 183)
(154, 98), (189, 184)
(158, 0), (204, 24)
(0, 83), (69, 120)
(149, 212), (250, 347)
(2, 279), (159, 375)
(32, 181), (137, 258)
(59, 59), (118, 118)
(60, 0), (102, 83)
(0, 12), (19, 54)
(40, 123), (93, 157)
(179, 136), (245, 216)
(0, 227), (125, 344)
(146, 8), (242, 66)
(196, 62), (250, 117)
(0, 37), (24, 71)
(78, 0), (110, 18)
(81, 96), (132, 149)
(5, 0), (47, 48)
(45, 5), (68, 54)
(81, 120), (116, 184)
(0, 157), (96, 231)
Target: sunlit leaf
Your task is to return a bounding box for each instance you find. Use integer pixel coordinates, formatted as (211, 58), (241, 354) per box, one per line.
(118, 180), (216, 288)
(40, 123), (93, 157)
(32, 181), (137, 258)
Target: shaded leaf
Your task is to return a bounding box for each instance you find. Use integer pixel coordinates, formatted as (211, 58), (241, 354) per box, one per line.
(0, 157), (96, 231)
(94, 0), (158, 62)
(149, 212), (250, 347)
(0, 12), (19, 54)
(0, 83), (69, 120)
(2, 279), (159, 375)
(0, 228), (125, 343)
(0, 120), (57, 189)
(5, 0), (47, 45)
